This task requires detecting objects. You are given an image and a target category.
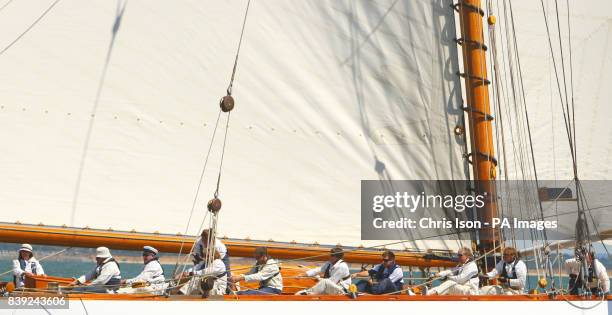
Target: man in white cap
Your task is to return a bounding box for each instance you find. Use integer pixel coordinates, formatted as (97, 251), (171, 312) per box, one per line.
(118, 246), (166, 294)
(70, 246), (121, 293)
(12, 244), (45, 288)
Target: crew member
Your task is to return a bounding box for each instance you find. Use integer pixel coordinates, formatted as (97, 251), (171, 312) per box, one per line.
(230, 247), (283, 295)
(428, 247), (479, 295)
(12, 244), (45, 288)
(565, 249), (609, 295)
(296, 246), (350, 295)
(179, 249), (227, 296)
(71, 247), (121, 293)
(352, 250), (403, 294)
(480, 247), (527, 295)
(193, 228), (233, 291)
(118, 246), (166, 294)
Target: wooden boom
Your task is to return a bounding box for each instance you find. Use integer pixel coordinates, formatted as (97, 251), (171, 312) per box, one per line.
(0, 223), (456, 267)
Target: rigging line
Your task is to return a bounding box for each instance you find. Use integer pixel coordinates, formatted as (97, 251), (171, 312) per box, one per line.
(172, 110), (223, 276)
(0, 0), (13, 13)
(576, 180), (611, 260)
(214, 112), (231, 197)
(0, 0), (62, 56)
(502, 0), (531, 250)
(79, 298), (90, 315)
(540, 203), (612, 220)
(565, 0), (577, 173)
(539, 0), (577, 174)
(554, 0), (577, 176)
(507, 0), (548, 242)
(494, 0), (517, 248)
(226, 0), (252, 96)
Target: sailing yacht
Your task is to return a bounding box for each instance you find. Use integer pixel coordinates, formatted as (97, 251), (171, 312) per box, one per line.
(0, 0), (610, 313)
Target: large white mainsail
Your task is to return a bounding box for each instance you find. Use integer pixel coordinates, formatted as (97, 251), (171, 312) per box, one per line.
(488, 0), (612, 180)
(485, 0), (612, 243)
(0, 0), (469, 250)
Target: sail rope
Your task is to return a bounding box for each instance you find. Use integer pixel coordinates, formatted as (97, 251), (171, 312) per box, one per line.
(0, 0), (13, 13)
(0, 0), (62, 56)
(172, 112), (223, 278)
(173, 0), (252, 290)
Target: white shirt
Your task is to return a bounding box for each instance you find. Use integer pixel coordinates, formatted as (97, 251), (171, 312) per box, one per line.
(565, 258), (610, 293)
(306, 259), (351, 290)
(486, 259), (527, 292)
(195, 258), (227, 295)
(244, 258), (283, 291)
(126, 259), (165, 285)
(193, 237), (227, 259)
(12, 258), (45, 288)
(439, 260), (479, 292)
(78, 257), (121, 285)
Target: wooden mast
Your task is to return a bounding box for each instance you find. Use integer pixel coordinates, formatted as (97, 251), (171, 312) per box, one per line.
(456, 0), (499, 266)
(0, 223), (455, 267)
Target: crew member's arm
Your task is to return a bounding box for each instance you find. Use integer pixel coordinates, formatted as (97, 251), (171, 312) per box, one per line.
(448, 263), (477, 284)
(76, 268), (97, 284)
(304, 264), (322, 278)
(509, 261), (527, 290)
(485, 261), (501, 278)
(244, 262), (279, 283)
(387, 267), (403, 283)
(202, 260), (226, 277)
(12, 260), (25, 278)
(90, 262), (119, 285)
(329, 263), (350, 283)
(436, 269), (453, 278)
(126, 263), (156, 285)
(351, 265), (378, 279)
(595, 261), (610, 293)
(33, 259), (45, 275)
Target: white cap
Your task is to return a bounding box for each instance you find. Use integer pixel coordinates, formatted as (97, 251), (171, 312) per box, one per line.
(19, 244), (33, 253)
(95, 247), (112, 258)
(143, 246), (158, 255)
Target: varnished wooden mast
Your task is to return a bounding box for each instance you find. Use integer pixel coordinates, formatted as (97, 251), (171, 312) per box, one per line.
(456, 0), (499, 264)
(0, 223), (455, 267)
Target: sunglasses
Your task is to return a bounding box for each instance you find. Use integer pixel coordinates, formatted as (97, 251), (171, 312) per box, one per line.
(457, 253), (464, 257)
(383, 258), (393, 263)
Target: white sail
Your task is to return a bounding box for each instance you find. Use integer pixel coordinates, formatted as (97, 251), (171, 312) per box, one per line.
(0, 0), (469, 250)
(487, 0), (612, 181)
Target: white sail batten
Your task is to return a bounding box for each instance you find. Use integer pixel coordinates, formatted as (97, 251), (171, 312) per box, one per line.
(0, 0), (468, 249)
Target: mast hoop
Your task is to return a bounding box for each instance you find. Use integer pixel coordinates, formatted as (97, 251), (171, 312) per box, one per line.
(451, 2), (485, 16)
(456, 72), (491, 85)
(461, 105), (494, 121)
(464, 151), (498, 166)
(455, 38), (488, 51)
